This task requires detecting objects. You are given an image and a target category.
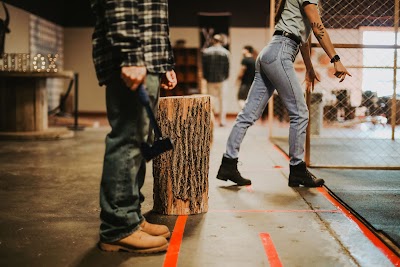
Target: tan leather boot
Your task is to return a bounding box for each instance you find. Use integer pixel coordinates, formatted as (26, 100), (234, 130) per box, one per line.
(99, 229), (168, 253)
(140, 220), (171, 238)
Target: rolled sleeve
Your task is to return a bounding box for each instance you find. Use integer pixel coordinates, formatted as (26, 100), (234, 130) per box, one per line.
(301, 0), (319, 5)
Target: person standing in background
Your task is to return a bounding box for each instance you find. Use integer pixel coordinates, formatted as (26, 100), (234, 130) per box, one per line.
(202, 34), (230, 127)
(237, 45), (256, 109)
(90, 0), (177, 253)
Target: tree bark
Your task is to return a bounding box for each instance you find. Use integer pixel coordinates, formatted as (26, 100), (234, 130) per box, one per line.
(153, 95), (211, 215)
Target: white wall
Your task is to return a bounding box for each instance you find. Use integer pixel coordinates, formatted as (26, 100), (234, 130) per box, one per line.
(3, 5), (30, 53)
(64, 28), (105, 112)
(170, 27), (200, 47)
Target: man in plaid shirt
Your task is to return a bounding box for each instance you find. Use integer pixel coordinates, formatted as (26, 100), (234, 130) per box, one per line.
(202, 34), (230, 126)
(90, 0), (177, 253)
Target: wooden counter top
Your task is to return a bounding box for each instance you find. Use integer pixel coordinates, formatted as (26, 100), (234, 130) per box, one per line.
(0, 70), (75, 79)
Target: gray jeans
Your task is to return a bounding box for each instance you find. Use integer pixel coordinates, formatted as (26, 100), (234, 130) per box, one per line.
(99, 73), (160, 242)
(225, 35), (308, 166)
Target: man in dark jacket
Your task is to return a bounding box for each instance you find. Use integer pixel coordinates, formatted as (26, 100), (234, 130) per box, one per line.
(202, 34), (230, 126)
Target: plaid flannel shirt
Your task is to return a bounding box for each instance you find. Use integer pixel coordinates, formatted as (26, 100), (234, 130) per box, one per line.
(90, 0), (174, 85)
(202, 45), (230, 83)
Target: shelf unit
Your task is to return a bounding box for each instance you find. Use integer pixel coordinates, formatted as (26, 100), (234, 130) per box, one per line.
(161, 48), (200, 97)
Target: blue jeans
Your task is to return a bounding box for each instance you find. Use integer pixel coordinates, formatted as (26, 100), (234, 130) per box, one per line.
(99, 73), (160, 242)
(225, 35), (308, 166)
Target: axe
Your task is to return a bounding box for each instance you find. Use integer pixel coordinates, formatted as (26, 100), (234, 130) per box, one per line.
(137, 84), (174, 161)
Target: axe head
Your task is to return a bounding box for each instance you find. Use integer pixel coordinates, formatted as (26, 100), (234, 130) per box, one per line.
(140, 137), (174, 161)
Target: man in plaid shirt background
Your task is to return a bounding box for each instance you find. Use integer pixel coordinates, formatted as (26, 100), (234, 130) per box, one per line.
(202, 34), (230, 126)
(90, 0), (177, 253)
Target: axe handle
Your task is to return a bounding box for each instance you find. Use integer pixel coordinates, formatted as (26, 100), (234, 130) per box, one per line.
(137, 84), (163, 138)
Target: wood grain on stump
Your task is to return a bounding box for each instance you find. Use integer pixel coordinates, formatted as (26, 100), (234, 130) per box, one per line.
(153, 95), (211, 215)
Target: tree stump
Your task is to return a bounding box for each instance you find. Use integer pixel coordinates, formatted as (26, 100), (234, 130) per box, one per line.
(153, 95), (211, 215)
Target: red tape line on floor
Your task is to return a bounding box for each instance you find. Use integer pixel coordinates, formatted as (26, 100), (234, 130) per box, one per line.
(246, 185), (254, 192)
(260, 233), (283, 267)
(209, 209), (340, 213)
(163, 215), (188, 267)
(273, 145), (290, 161)
(318, 188), (400, 266)
(274, 143), (400, 265)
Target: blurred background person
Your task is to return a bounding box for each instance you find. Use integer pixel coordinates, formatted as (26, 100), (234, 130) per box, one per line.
(202, 34), (230, 126)
(237, 45), (256, 109)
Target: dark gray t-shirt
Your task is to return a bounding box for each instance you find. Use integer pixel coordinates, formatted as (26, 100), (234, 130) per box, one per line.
(275, 0), (319, 44)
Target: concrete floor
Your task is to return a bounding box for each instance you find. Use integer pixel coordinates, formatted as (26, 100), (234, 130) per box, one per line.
(0, 122), (397, 267)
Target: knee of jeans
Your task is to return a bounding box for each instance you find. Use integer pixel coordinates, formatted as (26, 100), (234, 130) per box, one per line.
(290, 104), (308, 119)
(236, 112), (256, 127)
(288, 110), (308, 125)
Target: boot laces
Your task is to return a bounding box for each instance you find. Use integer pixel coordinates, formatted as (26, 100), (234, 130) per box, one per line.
(305, 169), (316, 180)
(234, 163), (245, 179)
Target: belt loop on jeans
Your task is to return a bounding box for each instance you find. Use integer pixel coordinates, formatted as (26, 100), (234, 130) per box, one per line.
(273, 30), (301, 45)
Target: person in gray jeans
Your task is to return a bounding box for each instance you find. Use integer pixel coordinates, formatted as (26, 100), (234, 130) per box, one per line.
(217, 0), (351, 186)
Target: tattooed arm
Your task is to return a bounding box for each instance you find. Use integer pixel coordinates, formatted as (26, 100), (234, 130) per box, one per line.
(300, 35), (320, 92)
(303, 3), (351, 82)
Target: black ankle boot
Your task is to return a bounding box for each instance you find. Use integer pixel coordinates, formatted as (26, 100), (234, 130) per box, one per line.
(288, 162), (324, 187)
(217, 156), (251, 186)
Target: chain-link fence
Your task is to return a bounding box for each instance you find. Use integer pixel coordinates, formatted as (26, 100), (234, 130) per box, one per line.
(270, 0), (400, 169)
